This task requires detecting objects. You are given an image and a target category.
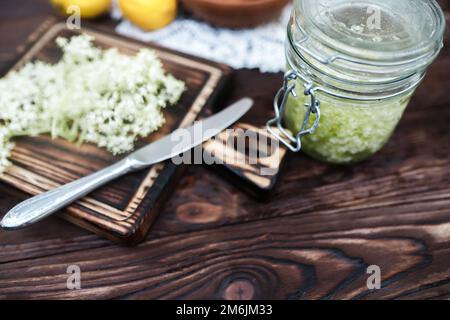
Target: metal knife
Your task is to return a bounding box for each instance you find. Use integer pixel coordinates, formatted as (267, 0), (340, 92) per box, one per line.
(1, 98), (253, 230)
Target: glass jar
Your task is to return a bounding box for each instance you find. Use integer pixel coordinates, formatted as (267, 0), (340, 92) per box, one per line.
(267, 0), (446, 164)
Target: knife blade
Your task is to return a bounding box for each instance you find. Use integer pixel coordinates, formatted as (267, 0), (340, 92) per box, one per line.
(1, 98), (253, 230)
(131, 97), (252, 165)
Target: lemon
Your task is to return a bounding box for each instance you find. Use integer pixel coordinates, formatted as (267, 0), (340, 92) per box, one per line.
(50, 0), (111, 19)
(119, 0), (177, 31)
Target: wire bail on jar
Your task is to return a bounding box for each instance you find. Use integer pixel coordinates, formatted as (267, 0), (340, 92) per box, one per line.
(266, 70), (321, 152)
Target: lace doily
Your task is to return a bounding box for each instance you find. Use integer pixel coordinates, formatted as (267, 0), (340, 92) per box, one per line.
(113, 4), (292, 73)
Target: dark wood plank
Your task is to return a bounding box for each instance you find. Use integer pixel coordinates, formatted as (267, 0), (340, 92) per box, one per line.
(0, 207), (449, 299)
(0, 0), (450, 300)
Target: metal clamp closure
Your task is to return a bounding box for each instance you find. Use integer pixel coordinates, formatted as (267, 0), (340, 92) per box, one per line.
(266, 70), (321, 152)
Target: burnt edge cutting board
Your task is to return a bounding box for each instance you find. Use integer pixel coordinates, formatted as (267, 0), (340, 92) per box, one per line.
(203, 124), (288, 198)
(0, 20), (231, 244)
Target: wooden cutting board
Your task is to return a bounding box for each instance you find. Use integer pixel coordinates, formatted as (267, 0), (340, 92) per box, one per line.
(0, 19), (289, 244)
(0, 20), (231, 244)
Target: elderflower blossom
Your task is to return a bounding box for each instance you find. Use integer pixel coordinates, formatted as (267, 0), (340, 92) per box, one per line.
(0, 34), (185, 174)
(0, 128), (13, 171)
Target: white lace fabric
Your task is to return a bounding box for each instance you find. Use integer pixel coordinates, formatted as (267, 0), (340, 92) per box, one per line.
(113, 4), (292, 73)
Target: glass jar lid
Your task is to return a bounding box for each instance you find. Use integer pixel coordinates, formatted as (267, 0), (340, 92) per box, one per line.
(291, 0), (446, 82)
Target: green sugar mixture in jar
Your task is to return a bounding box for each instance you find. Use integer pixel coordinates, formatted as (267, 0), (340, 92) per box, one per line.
(276, 0), (445, 164)
(284, 81), (413, 164)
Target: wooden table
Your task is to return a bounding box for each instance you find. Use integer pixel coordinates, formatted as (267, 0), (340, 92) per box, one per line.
(1, 0), (450, 300)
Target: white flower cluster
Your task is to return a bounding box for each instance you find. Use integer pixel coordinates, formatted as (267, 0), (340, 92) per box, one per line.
(0, 34), (185, 174)
(0, 128), (13, 171)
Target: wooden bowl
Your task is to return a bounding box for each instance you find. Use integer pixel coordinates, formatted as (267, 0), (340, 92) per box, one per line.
(181, 0), (292, 29)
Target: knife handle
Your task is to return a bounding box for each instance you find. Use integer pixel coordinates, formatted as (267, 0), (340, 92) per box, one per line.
(0, 158), (136, 230)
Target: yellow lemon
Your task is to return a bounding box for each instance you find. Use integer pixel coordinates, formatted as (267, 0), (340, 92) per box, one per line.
(50, 0), (111, 19)
(119, 0), (177, 31)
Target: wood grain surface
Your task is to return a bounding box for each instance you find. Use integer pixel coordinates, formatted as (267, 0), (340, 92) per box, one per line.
(0, 0), (450, 300)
